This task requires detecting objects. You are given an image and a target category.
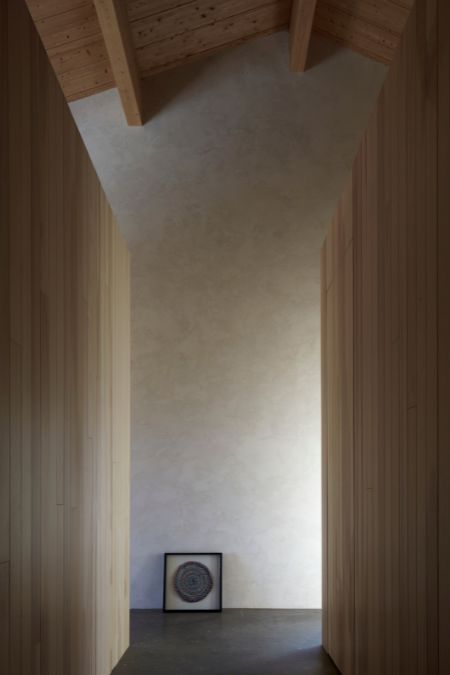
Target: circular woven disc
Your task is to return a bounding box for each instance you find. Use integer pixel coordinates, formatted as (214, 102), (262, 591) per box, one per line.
(174, 561), (213, 603)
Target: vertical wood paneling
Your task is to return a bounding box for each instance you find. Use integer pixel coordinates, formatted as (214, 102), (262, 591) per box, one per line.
(111, 226), (131, 662)
(0, 0), (10, 572)
(320, 244), (328, 652)
(8, 1), (34, 672)
(322, 0), (447, 672)
(438, 0), (450, 670)
(322, 183), (354, 675)
(1, 0), (130, 673)
(0, 563), (9, 672)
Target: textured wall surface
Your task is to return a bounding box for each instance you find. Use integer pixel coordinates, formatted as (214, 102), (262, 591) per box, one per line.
(71, 31), (385, 609)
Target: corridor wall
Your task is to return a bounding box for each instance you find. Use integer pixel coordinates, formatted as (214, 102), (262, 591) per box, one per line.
(0, 0), (130, 673)
(321, 0), (450, 673)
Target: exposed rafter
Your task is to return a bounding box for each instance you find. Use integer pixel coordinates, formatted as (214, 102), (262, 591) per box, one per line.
(289, 0), (317, 72)
(26, 1), (413, 105)
(93, 0), (143, 126)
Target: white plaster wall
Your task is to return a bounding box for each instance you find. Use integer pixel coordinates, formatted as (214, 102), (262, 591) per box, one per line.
(71, 31), (385, 609)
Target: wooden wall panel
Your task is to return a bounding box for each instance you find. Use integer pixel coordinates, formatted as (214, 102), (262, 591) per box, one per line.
(321, 183), (354, 675)
(438, 0), (450, 670)
(0, 0), (10, 571)
(1, 0), (130, 673)
(322, 0), (448, 672)
(0, 563), (9, 672)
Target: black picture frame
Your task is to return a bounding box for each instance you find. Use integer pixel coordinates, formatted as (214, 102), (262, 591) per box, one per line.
(163, 552), (223, 612)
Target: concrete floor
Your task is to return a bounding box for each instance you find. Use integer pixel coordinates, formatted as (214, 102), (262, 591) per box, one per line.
(112, 610), (339, 675)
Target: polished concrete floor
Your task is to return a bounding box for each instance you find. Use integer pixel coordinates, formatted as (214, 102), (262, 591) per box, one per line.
(112, 610), (339, 675)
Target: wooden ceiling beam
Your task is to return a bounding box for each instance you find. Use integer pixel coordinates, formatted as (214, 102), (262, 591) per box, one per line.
(93, 0), (143, 125)
(27, 1), (412, 102)
(289, 0), (317, 72)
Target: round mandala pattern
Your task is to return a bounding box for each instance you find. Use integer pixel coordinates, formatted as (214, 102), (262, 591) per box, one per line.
(174, 561), (213, 603)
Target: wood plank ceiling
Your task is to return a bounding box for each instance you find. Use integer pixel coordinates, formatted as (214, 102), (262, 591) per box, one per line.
(25, 0), (413, 122)
(26, 0), (414, 124)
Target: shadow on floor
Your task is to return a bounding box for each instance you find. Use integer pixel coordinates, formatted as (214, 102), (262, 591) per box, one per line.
(112, 609), (339, 674)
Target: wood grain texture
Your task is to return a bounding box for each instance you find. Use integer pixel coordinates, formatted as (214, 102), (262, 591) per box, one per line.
(314, 0), (413, 64)
(289, 0), (317, 71)
(322, 0), (447, 672)
(320, 243), (329, 652)
(93, 0), (143, 125)
(0, 0), (10, 569)
(321, 182), (354, 675)
(24, 0), (291, 101)
(24, 0), (413, 102)
(0, 563), (9, 675)
(1, 0), (130, 672)
(135, 1), (291, 78)
(438, 0), (450, 670)
(25, 0), (114, 101)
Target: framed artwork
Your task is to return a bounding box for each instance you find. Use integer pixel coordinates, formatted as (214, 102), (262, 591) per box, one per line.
(163, 552), (223, 612)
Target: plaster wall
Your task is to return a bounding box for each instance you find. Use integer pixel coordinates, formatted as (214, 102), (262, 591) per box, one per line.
(70, 31), (385, 608)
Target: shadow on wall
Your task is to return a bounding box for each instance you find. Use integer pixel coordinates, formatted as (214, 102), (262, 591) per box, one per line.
(132, 553), (166, 610)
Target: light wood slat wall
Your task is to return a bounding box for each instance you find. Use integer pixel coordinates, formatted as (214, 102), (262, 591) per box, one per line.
(322, 183), (354, 675)
(321, 0), (449, 673)
(0, 0), (130, 673)
(24, 0), (412, 103)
